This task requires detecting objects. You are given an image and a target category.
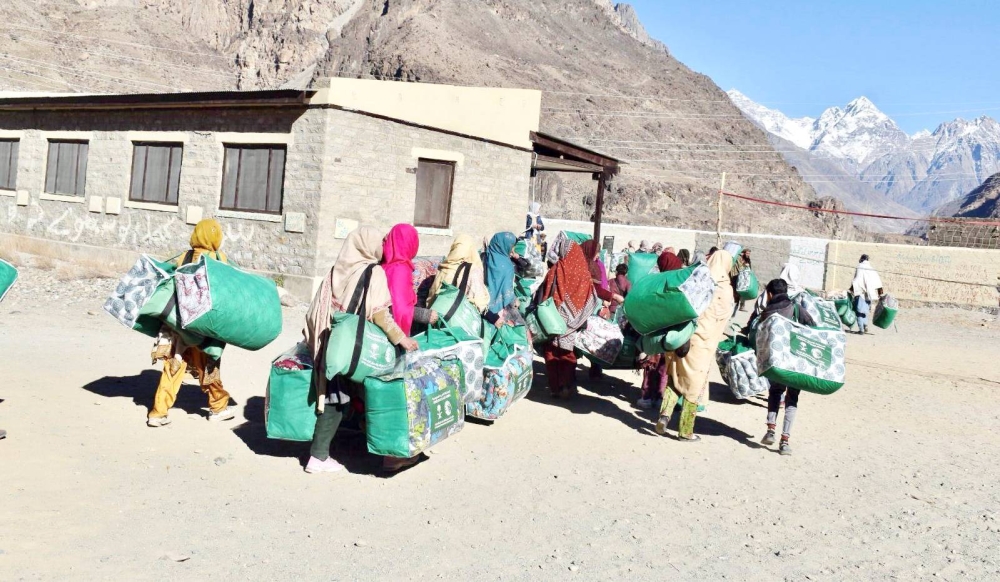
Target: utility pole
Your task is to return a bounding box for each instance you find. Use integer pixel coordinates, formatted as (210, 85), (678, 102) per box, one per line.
(716, 172), (727, 246)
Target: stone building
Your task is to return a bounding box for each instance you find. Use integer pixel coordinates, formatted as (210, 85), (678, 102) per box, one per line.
(0, 78), (542, 297)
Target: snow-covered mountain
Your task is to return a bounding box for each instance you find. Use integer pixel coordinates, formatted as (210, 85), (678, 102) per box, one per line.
(728, 90), (1000, 213)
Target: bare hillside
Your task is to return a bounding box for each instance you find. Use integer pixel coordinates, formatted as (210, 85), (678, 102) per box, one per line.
(0, 0), (843, 236)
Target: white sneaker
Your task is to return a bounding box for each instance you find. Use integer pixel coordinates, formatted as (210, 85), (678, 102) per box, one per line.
(207, 405), (236, 422)
(305, 456), (345, 474)
(147, 416), (171, 428)
(636, 398), (653, 410)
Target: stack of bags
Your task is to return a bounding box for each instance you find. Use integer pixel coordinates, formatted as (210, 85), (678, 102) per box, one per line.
(755, 294), (848, 396)
(265, 343), (317, 441)
(467, 325), (533, 421)
(104, 254), (282, 358)
(832, 296), (857, 328)
(716, 334), (769, 399)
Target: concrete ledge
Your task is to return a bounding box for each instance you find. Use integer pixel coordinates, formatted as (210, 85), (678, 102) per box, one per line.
(40, 193), (85, 204)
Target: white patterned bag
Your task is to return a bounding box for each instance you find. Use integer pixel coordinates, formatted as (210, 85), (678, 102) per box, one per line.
(574, 315), (625, 366)
(756, 315), (847, 395)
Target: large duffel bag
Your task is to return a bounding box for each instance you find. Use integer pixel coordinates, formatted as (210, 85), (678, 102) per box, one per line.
(639, 320), (697, 356)
(574, 315), (625, 366)
(409, 321), (486, 404)
(364, 357), (466, 458)
(873, 294), (899, 329)
(104, 254), (225, 359)
(428, 262), (493, 347)
(525, 296), (568, 344)
(833, 297), (857, 327)
(717, 335), (769, 399)
(793, 292), (844, 331)
(514, 276), (536, 317)
(175, 256), (282, 351)
(735, 269), (759, 301)
(325, 265), (402, 383)
(755, 315), (847, 395)
(265, 343), (317, 442)
(467, 325), (534, 421)
(623, 264), (715, 334)
(0, 258), (18, 303)
(626, 252), (659, 285)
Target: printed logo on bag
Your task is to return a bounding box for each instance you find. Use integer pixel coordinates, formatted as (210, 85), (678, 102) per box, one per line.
(428, 388), (460, 432)
(790, 332), (832, 368)
(513, 368), (533, 398)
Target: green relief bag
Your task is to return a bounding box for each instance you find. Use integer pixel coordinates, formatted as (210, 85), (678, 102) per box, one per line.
(175, 256), (282, 351)
(514, 276), (536, 316)
(265, 344), (317, 442)
(834, 297), (857, 327)
(564, 231), (592, 244)
(0, 258), (18, 303)
(755, 315), (847, 395)
(623, 264), (716, 335)
(526, 297), (568, 343)
(626, 253), (659, 285)
(793, 293), (844, 331)
(325, 265), (401, 383)
(365, 357), (466, 458)
(735, 269), (760, 301)
(429, 262), (492, 344)
(873, 295), (899, 329)
(638, 320), (697, 356)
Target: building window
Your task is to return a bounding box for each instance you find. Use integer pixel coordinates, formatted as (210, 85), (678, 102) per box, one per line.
(220, 144), (285, 214)
(129, 143), (183, 205)
(0, 139), (17, 191)
(414, 159), (456, 229)
(44, 140), (89, 197)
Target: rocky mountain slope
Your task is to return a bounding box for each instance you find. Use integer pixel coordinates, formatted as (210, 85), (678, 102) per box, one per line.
(0, 0), (843, 236)
(731, 90), (1000, 215)
(940, 172), (1000, 219)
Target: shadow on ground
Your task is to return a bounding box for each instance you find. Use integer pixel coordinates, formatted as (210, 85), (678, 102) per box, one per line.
(82, 370), (213, 417)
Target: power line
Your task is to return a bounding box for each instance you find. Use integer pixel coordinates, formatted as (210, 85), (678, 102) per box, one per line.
(0, 53), (178, 92)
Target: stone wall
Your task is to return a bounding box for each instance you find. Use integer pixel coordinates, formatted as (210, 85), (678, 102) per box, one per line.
(314, 108), (533, 273)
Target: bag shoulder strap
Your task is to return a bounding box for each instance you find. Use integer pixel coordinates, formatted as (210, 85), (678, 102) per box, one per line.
(345, 265), (377, 380)
(444, 262), (474, 321)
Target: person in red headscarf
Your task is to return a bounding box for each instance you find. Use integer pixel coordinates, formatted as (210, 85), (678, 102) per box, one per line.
(636, 250), (685, 410)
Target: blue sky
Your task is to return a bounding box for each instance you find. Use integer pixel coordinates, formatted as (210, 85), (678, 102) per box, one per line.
(627, 0), (1000, 133)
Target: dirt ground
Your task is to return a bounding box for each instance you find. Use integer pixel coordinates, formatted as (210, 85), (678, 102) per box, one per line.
(1, 262), (999, 581)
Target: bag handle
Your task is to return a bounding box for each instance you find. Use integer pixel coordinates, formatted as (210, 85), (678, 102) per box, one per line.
(444, 262), (473, 321)
(345, 265), (376, 380)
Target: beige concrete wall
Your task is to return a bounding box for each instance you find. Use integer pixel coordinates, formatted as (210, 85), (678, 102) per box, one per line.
(312, 78), (541, 149)
(544, 219), (699, 256)
(825, 241), (1000, 307)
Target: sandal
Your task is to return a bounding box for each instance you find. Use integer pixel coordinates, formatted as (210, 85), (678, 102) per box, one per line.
(676, 434), (701, 442)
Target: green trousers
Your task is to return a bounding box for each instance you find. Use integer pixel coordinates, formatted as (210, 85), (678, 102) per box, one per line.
(309, 406), (344, 461)
(659, 389), (698, 438)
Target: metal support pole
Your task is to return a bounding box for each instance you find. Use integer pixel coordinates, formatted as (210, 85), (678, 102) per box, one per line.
(593, 170), (607, 243)
(716, 172), (727, 246)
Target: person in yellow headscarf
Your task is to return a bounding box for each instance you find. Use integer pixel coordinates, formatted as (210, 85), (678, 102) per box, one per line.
(655, 250), (735, 441)
(427, 234), (491, 313)
(147, 219), (234, 427)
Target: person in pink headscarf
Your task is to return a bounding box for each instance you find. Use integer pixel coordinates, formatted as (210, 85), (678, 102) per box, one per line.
(381, 223), (422, 335)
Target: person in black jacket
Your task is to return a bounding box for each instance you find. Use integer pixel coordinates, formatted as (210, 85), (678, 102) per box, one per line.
(757, 278), (815, 456)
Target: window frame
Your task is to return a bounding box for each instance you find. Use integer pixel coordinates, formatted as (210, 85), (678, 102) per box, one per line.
(0, 138), (18, 191)
(413, 158), (457, 229)
(128, 141), (184, 206)
(44, 139), (89, 197)
(219, 143), (286, 216)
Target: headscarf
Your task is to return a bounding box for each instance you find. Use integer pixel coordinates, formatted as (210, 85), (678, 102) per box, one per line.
(528, 202), (542, 216)
(580, 240), (608, 290)
(677, 249), (691, 266)
(638, 240), (651, 253)
(526, 203), (543, 239)
(657, 250), (683, 273)
(428, 234), (489, 311)
(652, 243), (664, 254)
(382, 224), (420, 335)
(304, 226), (391, 411)
(540, 241), (599, 349)
(485, 232), (518, 313)
(627, 241), (637, 252)
(179, 219), (227, 265)
(779, 262), (804, 297)
(852, 257), (883, 300)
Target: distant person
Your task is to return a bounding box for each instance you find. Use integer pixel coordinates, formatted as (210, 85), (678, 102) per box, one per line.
(757, 278), (816, 456)
(147, 219), (236, 428)
(608, 263), (630, 316)
(677, 249), (691, 267)
(730, 247), (752, 314)
(651, 242), (664, 254)
(626, 241), (638, 253)
(638, 241), (651, 253)
(707, 246), (719, 258)
(850, 254), (884, 334)
(525, 202), (545, 243)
